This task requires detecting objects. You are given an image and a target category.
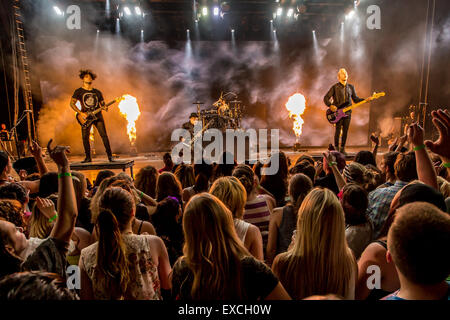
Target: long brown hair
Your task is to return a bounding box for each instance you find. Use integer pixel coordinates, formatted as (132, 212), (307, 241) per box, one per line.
(135, 165), (158, 198)
(275, 188), (355, 299)
(182, 193), (250, 299)
(174, 164), (195, 189)
(156, 172), (182, 202)
(96, 187), (135, 299)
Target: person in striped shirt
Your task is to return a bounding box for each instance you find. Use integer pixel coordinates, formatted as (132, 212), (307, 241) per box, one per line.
(232, 164), (275, 251)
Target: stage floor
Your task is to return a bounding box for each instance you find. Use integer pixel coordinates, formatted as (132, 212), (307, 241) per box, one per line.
(40, 146), (386, 183)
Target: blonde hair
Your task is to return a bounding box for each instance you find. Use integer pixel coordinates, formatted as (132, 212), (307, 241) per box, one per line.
(29, 196), (56, 239)
(182, 193), (250, 299)
(209, 176), (247, 219)
(275, 188), (355, 299)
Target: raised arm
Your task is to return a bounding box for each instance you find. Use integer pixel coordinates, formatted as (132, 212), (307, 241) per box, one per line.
(29, 140), (48, 176)
(424, 109), (450, 177)
(48, 139), (78, 244)
(324, 152), (346, 191)
(408, 123), (438, 189)
(370, 134), (380, 166)
(395, 135), (408, 153)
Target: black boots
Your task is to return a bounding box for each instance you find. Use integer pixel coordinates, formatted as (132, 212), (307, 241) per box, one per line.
(81, 157), (92, 163)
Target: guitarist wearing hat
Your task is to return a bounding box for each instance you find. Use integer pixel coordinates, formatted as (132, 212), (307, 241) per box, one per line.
(324, 68), (366, 155)
(70, 69), (116, 163)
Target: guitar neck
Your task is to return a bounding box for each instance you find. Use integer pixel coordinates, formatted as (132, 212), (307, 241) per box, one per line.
(90, 99), (118, 115)
(342, 98), (370, 113)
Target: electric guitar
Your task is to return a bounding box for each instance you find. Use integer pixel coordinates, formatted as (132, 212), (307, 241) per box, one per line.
(326, 92), (386, 124)
(181, 120), (213, 148)
(76, 96), (124, 128)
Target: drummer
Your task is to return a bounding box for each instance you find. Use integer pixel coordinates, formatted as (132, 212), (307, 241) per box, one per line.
(182, 112), (199, 136)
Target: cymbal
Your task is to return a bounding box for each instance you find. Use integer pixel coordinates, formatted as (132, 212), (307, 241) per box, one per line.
(192, 101), (205, 104)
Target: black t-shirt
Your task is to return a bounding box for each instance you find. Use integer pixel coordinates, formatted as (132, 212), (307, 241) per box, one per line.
(21, 238), (69, 279)
(314, 173), (339, 194)
(72, 87), (104, 113)
(171, 256), (279, 300)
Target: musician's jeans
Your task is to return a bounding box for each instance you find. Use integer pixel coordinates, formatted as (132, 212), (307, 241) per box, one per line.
(334, 114), (351, 150)
(81, 117), (112, 159)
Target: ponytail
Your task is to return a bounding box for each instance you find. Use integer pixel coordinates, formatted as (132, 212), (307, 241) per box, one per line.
(232, 165), (254, 195)
(96, 209), (130, 299)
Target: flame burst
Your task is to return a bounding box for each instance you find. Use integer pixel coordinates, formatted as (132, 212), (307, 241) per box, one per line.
(285, 93), (307, 138)
(118, 94), (141, 145)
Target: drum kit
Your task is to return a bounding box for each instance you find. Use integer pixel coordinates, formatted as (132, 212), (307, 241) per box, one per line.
(192, 92), (245, 131)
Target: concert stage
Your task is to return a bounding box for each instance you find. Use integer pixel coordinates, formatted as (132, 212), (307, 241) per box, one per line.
(40, 146), (385, 183)
(70, 159), (135, 178)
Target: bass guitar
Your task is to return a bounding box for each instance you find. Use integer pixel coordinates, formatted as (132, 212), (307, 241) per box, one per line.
(326, 92), (386, 124)
(76, 96), (124, 129)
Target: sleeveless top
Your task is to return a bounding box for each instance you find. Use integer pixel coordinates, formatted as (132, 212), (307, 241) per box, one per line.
(366, 239), (394, 300)
(234, 219), (251, 243)
(277, 205), (297, 254)
(79, 234), (162, 300)
(345, 221), (373, 260)
(244, 195), (271, 248)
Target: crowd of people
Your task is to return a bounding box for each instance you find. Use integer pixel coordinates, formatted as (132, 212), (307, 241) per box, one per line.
(0, 109), (449, 300)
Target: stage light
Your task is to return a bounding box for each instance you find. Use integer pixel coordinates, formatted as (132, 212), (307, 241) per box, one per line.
(97, 29), (100, 33)
(231, 29), (235, 33)
(53, 6), (63, 16)
(135, 6), (142, 15)
(277, 7), (283, 16)
(202, 7), (208, 16)
(124, 7), (131, 16)
(287, 8), (294, 17)
(195, 19), (198, 23)
(213, 7), (219, 16)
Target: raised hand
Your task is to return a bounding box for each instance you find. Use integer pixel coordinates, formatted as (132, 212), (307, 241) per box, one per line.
(399, 134), (408, 146)
(47, 139), (70, 169)
(424, 109), (450, 160)
(407, 123), (424, 147)
(323, 151), (337, 165)
(29, 140), (43, 158)
(370, 134), (380, 145)
(36, 196), (57, 219)
(388, 137), (399, 151)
